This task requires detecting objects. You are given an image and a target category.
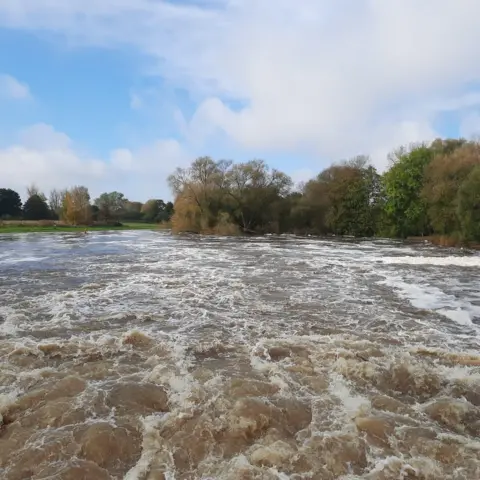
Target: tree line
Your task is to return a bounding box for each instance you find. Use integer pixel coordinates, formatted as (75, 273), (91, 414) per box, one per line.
(167, 137), (480, 242)
(0, 185), (174, 225)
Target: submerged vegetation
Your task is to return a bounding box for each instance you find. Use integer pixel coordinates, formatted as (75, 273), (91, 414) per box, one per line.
(168, 138), (480, 245)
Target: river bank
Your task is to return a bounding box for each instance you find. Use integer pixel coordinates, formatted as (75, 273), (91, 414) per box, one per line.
(0, 221), (164, 234)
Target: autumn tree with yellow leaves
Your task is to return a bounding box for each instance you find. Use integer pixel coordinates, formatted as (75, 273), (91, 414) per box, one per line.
(62, 186), (92, 225)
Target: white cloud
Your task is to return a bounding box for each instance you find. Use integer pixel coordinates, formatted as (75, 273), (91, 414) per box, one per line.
(1, 1), (480, 171)
(0, 74), (31, 100)
(18, 123), (71, 150)
(0, 124), (190, 201)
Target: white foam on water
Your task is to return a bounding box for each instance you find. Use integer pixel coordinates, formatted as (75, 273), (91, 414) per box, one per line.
(365, 455), (441, 478)
(0, 317), (19, 336)
(438, 308), (475, 326)
(0, 390), (18, 415)
(381, 255), (480, 267)
(328, 372), (370, 419)
(377, 272), (479, 329)
(437, 432), (480, 450)
(0, 256), (49, 265)
(2, 232), (480, 478)
(123, 413), (170, 480)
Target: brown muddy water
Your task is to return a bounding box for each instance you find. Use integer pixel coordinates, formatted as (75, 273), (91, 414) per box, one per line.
(1, 231), (480, 480)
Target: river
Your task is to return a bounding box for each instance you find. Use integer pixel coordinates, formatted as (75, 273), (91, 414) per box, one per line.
(0, 231), (479, 479)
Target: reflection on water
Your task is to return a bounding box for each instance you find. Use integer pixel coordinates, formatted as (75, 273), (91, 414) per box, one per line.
(1, 231), (480, 479)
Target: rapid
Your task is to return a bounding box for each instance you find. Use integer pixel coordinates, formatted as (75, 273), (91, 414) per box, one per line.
(0, 231), (479, 480)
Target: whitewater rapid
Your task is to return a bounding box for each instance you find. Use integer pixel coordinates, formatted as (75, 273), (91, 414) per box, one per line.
(0, 231), (479, 479)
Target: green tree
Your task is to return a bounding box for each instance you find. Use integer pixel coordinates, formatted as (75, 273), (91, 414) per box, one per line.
(141, 198), (168, 223)
(292, 178), (330, 234)
(156, 201), (174, 222)
(0, 188), (22, 218)
(165, 201), (174, 219)
(122, 201), (144, 222)
(277, 192), (305, 233)
(317, 158), (380, 237)
(94, 191), (127, 222)
(141, 199), (160, 222)
(90, 204), (100, 222)
(223, 159), (292, 232)
(293, 158), (380, 237)
(23, 194), (51, 220)
(141, 199), (173, 223)
(456, 165), (480, 241)
(382, 143), (434, 237)
(165, 138), (480, 242)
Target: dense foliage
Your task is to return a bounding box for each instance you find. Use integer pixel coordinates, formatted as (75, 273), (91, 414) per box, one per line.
(168, 138), (480, 243)
(23, 194), (51, 220)
(0, 188), (23, 218)
(2, 136), (480, 243)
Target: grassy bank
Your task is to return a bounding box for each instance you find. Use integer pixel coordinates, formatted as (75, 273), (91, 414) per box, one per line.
(0, 221), (166, 234)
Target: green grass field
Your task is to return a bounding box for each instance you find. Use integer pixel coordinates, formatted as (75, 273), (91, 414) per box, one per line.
(0, 222), (164, 234)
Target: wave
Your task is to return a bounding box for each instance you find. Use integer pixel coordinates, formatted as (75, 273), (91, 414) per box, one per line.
(381, 256), (480, 267)
(0, 256), (49, 265)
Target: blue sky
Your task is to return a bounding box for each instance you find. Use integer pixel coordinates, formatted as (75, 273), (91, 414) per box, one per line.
(1, 0), (480, 201)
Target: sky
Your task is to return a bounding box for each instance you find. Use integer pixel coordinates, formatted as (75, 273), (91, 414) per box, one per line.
(1, 0), (480, 202)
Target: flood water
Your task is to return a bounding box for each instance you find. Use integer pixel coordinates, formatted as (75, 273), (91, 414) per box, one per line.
(1, 231), (480, 480)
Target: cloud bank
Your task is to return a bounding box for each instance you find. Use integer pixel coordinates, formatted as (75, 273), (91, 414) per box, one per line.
(1, 0), (480, 198)
(0, 124), (190, 201)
